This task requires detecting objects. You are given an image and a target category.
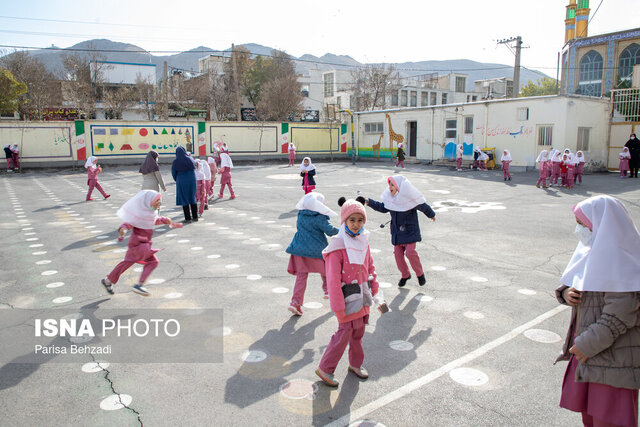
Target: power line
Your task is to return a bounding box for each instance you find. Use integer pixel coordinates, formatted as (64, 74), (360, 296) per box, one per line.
(0, 14), (179, 29)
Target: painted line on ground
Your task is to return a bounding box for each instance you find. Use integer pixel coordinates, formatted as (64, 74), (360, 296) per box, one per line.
(325, 304), (568, 427)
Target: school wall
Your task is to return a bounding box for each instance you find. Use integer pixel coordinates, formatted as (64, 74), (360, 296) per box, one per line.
(0, 120), (347, 168)
(353, 95), (611, 170)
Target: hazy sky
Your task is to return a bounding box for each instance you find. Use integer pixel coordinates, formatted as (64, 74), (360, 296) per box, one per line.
(1, 0), (638, 74)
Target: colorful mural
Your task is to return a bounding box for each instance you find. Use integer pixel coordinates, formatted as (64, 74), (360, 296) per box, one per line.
(90, 125), (194, 156)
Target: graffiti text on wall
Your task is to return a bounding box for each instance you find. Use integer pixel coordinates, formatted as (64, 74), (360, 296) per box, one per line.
(475, 125), (533, 138)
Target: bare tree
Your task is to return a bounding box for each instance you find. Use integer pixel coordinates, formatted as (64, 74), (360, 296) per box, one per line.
(255, 74), (303, 121)
(61, 46), (107, 119)
(350, 64), (399, 111)
(206, 71), (235, 121)
(103, 86), (135, 119)
(134, 74), (156, 120)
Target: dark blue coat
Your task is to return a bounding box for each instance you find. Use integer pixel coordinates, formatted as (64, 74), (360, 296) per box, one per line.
(301, 169), (316, 187)
(368, 198), (435, 245)
(286, 210), (339, 259)
(172, 169), (197, 206)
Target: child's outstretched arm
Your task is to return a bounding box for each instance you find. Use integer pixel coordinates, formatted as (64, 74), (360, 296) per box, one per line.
(118, 223), (133, 241)
(366, 198), (389, 213)
(417, 203), (437, 222)
(317, 216), (339, 236)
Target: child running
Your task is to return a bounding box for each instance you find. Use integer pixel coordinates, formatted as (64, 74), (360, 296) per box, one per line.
(315, 196), (386, 387)
(556, 195), (640, 427)
(85, 156), (110, 201)
(218, 152), (235, 199)
(536, 150), (549, 188)
(575, 151), (585, 184)
(300, 157), (316, 194)
(501, 149), (512, 181)
(395, 143), (405, 168)
(195, 159), (208, 216)
(100, 190), (180, 296)
(207, 156), (218, 201)
(285, 192), (339, 316)
(620, 147), (631, 178)
(366, 175), (436, 287)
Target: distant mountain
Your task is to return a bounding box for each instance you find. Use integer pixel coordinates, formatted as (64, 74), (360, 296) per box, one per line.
(10, 39), (550, 90)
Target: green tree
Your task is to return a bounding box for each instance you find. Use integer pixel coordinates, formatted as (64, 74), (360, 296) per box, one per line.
(0, 68), (27, 114)
(520, 77), (558, 97)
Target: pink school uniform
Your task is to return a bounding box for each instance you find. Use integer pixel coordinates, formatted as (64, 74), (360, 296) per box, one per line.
(550, 151), (562, 185)
(501, 149), (512, 181)
(10, 143), (19, 170)
(620, 148), (631, 178)
(85, 156), (110, 201)
(456, 144), (463, 171)
(207, 157), (217, 199)
(101, 190), (179, 297)
(288, 142), (297, 166)
(535, 150), (549, 188)
(478, 150), (489, 170)
(316, 198), (384, 387)
(575, 151), (585, 184)
(218, 153), (235, 199)
(195, 159), (208, 215)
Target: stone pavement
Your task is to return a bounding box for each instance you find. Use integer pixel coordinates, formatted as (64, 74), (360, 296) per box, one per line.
(1, 160), (639, 426)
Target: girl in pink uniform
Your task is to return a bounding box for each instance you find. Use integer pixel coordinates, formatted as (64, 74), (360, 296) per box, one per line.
(620, 147), (631, 178)
(575, 151), (585, 184)
(315, 197), (386, 388)
(288, 142), (296, 166)
(501, 149), (512, 181)
(550, 151), (562, 186)
(195, 159), (208, 216)
(100, 190), (179, 297)
(218, 152), (235, 199)
(455, 144), (463, 171)
(536, 150), (549, 188)
(85, 156), (110, 201)
(207, 156), (217, 201)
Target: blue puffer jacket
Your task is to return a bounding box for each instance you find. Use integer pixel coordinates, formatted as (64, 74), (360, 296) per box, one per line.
(367, 198), (436, 245)
(286, 210), (339, 259)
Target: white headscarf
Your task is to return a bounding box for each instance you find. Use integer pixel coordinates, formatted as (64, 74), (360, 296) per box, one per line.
(220, 153), (233, 168)
(300, 157), (315, 172)
(456, 144), (463, 157)
(295, 192), (337, 217)
(289, 142), (296, 151)
(620, 147), (631, 159)
(478, 150), (489, 161)
(551, 151), (562, 163)
(381, 175), (427, 212)
(84, 156), (97, 169)
(207, 157), (216, 164)
(561, 195), (640, 292)
(501, 150), (512, 162)
(3, 144), (9, 148)
(195, 159), (207, 180)
(201, 159), (211, 180)
(536, 150), (548, 162)
(323, 224), (370, 265)
(576, 151), (585, 163)
(116, 190), (161, 230)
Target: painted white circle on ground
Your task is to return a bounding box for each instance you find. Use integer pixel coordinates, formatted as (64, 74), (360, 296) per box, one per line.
(518, 289), (537, 295)
(32, 251), (47, 255)
(22, 227), (34, 231)
(246, 275), (262, 280)
(250, 216), (260, 220)
(74, 218), (85, 220)
(90, 230), (103, 234)
(82, 362), (110, 373)
(164, 292), (183, 299)
(16, 215), (26, 218)
(207, 254), (221, 259)
(249, 237), (261, 241)
(431, 266), (446, 271)
(416, 295), (434, 302)
(389, 340), (414, 351)
(80, 222), (90, 224)
(133, 267), (143, 272)
(29, 244), (43, 248)
(370, 248), (381, 254)
(265, 174), (300, 180)
(272, 287), (289, 294)
(112, 249), (126, 253)
(524, 329), (562, 343)
(470, 276), (488, 282)
(41, 270), (57, 276)
(449, 367), (489, 387)
(240, 350), (268, 363)
(225, 264), (240, 269)
(69, 214), (80, 216)
(464, 311), (486, 320)
(190, 246), (203, 251)
(218, 226), (229, 230)
(99, 394), (133, 411)
(96, 235), (109, 239)
(147, 278), (165, 285)
(46, 282), (65, 288)
(24, 232), (36, 236)
(348, 421), (387, 427)
(303, 302), (323, 309)
(25, 237), (39, 241)
(85, 225), (96, 229)
(279, 379), (319, 400)
(35, 260), (52, 265)
(164, 234), (177, 238)
(264, 220), (275, 224)
(177, 239), (190, 243)
(379, 282), (392, 288)
(52, 296), (72, 304)
(237, 213), (247, 216)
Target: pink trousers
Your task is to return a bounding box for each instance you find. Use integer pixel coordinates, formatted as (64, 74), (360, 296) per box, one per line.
(86, 179), (107, 200)
(291, 273), (327, 306)
(6, 158), (14, 170)
(219, 183), (235, 197)
(394, 243), (424, 278)
(396, 160), (405, 168)
(503, 162), (511, 178)
(319, 315), (367, 374)
(107, 256), (159, 284)
(456, 158), (462, 169)
(197, 180), (206, 215)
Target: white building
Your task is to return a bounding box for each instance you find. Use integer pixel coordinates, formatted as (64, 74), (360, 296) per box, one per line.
(474, 77), (514, 99)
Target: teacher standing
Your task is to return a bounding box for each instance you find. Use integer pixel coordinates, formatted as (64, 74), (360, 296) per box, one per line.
(171, 146), (198, 223)
(139, 150), (166, 192)
(624, 133), (640, 178)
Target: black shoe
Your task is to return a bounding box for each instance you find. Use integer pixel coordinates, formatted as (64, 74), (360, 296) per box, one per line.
(101, 278), (114, 295)
(182, 219), (192, 224)
(204, 205), (208, 210)
(504, 177), (507, 181)
(418, 274), (426, 286)
(398, 276), (411, 287)
(508, 177), (511, 181)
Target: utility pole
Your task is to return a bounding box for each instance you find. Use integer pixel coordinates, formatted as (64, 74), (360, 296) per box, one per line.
(497, 36), (523, 98)
(231, 43), (241, 121)
(163, 61), (168, 120)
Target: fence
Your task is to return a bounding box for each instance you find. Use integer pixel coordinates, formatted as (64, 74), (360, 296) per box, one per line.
(611, 88), (640, 122)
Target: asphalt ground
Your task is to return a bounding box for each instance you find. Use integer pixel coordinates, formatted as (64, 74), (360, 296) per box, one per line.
(1, 160), (639, 427)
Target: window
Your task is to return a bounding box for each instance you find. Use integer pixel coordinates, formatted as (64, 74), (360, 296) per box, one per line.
(455, 76), (466, 93)
(336, 96), (341, 109)
(464, 116), (473, 134)
(442, 93), (448, 104)
(517, 107), (529, 121)
(577, 127), (590, 151)
(364, 122), (384, 134)
(538, 125), (553, 146)
(323, 73), (334, 97)
(578, 0), (589, 8)
(401, 90), (408, 106)
(445, 119), (457, 139)
(578, 50), (603, 96)
(619, 43), (640, 82)
(301, 85), (309, 97)
(391, 92), (399, 106)
(567, 8), (575, 19)
(472, 95), (478, 101)
(430, 92), (437, 105)
(410, 91), (417, 107)
(506, 80), (514, 97)
(421, 92), (428, 106)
